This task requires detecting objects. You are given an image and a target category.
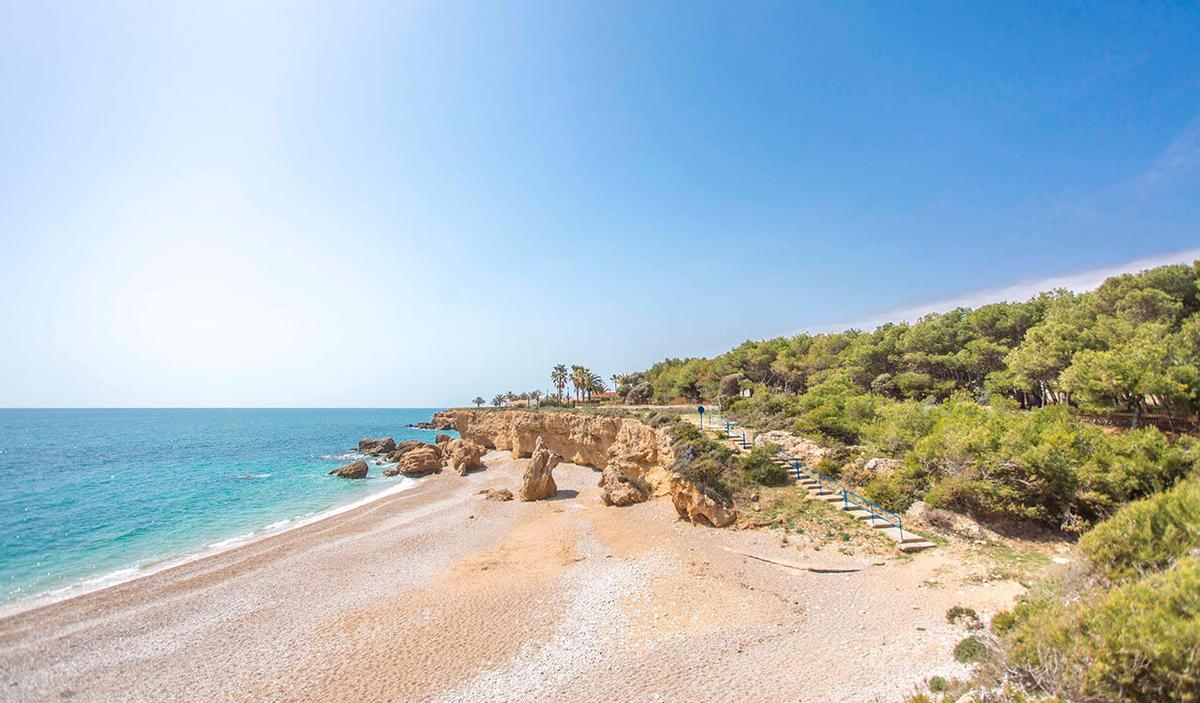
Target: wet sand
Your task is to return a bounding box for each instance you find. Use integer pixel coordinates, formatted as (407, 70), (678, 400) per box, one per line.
(0, 450), (1025, 702)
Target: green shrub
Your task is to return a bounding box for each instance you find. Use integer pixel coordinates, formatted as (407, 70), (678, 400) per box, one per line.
(740, 444), (789, 486)
(1080, 478), (1200, 583)
(669, 423), (737, 500)
(792, 372), (879, 444)
(946, 605), (983, 630)
(1005, 557), (1200, 702)
(927, 676), (949, 693)
(814, 456), (843, 479)
(953, 635), (989, 663)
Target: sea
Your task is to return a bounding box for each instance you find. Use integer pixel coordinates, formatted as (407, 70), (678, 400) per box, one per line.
(0, 408), (454, 611)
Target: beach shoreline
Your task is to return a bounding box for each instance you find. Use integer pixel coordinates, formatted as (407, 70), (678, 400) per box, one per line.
(0, 470), (419, 619)
(0, 448), (1030, 703)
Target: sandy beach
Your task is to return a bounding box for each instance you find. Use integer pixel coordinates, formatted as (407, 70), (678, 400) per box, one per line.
(0, 450), (1028, 702)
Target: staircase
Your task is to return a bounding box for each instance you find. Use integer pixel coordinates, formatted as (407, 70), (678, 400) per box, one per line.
(694, 414), (935, 553)
(770, 453), (936, 553)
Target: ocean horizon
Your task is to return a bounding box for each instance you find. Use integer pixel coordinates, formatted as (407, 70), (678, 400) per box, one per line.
(0, 408), (454, 610)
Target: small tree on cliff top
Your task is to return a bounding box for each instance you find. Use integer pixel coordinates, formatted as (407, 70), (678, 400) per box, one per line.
(472, 396), (485, 408)
(491, 394), (504, 407)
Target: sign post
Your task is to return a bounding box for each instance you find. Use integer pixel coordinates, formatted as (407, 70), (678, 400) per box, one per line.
(697, 405), (705, 430)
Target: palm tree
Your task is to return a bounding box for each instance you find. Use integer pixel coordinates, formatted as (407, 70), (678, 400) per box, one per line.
(587, 371), (606, 401)
(611, 373), (623, 394)
(571, 365), (588, 403)
(491, 394), (505, 408)
(530, 390), (541, 405)
(551, 364), (568, 401)
(472, 396), (485, 408)
(505, 390), (515, 403)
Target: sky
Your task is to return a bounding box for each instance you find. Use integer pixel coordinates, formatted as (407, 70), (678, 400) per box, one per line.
(1, 1), (1198, 407)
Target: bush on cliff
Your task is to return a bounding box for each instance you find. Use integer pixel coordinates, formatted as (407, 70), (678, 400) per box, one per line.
(667, 421), (736, 500)
(740, 444), (789, 486)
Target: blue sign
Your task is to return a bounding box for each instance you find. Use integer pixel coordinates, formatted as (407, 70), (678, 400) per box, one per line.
(697, 405), (705, 414)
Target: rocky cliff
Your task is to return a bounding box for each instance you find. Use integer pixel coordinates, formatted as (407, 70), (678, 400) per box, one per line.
(443, 409), (676, 496)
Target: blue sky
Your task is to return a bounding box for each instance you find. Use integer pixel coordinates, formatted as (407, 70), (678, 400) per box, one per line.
(1, 1), (1198, 407)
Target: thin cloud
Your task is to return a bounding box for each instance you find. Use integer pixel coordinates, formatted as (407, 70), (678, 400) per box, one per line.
(1139, 116), (1200, 194)
(811, 248), (1200, 333)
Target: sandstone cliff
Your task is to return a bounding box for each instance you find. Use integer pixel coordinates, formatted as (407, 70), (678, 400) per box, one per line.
(444, 409), (677, 496)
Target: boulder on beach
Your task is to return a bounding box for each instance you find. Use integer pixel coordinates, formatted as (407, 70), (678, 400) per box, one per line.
(518, 437), (560, 501)
(392, 444), (442, 477)
(329, 460), (369, 479)
(484, 488), (513, 502)
(435, 433), (452, 445)
(383, 440), (426, 464)
(669, 475), (736, 527)
(442, 438), (486, 476)
(598, 462), (651, 506)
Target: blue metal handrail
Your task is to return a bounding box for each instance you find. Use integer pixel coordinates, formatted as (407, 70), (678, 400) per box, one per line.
(709, 421), (907, 539)
(775, 448), (905, 539)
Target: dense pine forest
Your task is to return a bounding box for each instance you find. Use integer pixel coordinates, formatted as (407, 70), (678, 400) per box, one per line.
(624, 261), (1199, 427)
(621, 261), (1200, 531)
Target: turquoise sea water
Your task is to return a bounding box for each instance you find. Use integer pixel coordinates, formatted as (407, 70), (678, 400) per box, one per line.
(0, 408), (454, 608)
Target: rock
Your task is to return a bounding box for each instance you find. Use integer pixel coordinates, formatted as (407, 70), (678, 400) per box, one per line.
(669, 475), (736, 527)
(753, 430), (828, 466)
(443, 409), (676, 495)
(358, 437), (397, 456)
(862, 457), (901, 479)
(329, 460), (368, 479)
(518, 437), (560, 501)
(905, 500), (987, 539)
(407, 412), (456, 431)
(382, 440), (426, 463)
(484, 488), (513, 502)
(442, 439), (486, 476)
(386, 444), (442, 477)
(598, 462), (651, 506)
(435, 433), (452, 444)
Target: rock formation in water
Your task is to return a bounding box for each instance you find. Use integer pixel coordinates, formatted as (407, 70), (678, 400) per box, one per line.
(407, 411), (456, 431)
(358, 437), (397, 456)
(329, 460), (369, 479)
(518, 437), (560, 501)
